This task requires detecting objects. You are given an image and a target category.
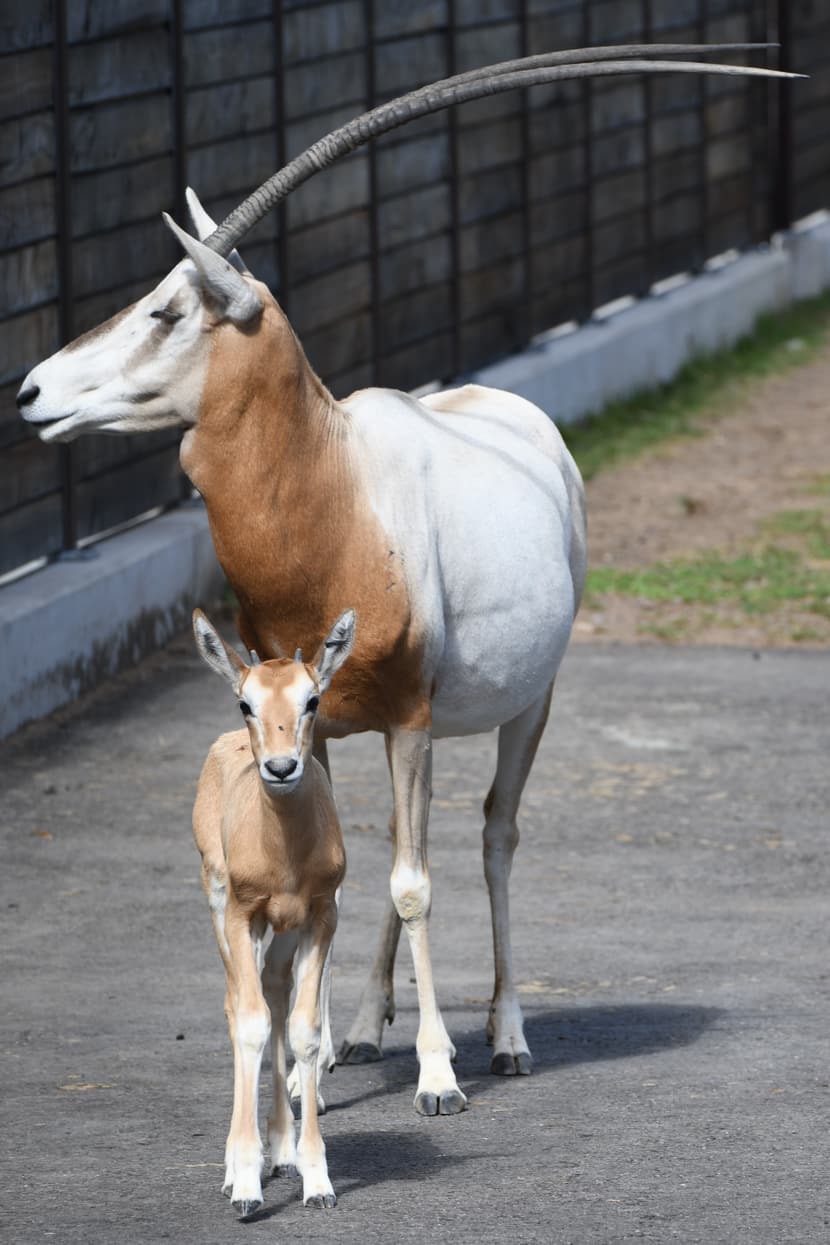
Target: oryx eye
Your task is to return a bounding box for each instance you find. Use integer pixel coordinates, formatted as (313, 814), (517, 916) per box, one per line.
(306, 696), (320, 715)
(239, 701), (252, 717)
(150, 307), (182, 325)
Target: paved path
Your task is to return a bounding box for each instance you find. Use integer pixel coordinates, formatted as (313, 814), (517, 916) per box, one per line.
(2, 638), (828, 1243)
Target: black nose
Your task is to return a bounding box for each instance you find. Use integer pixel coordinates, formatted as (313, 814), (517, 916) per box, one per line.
(16, 384), (40, 408)
(264, 757), (298, 781)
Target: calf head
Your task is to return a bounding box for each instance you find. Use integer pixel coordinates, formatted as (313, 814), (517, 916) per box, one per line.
(193, 608), (356, 792)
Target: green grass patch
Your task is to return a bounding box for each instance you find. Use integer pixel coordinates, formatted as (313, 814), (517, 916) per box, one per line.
(803, 473), (830, 497)
(586, 546), (830, 619)
(762, 509), (830, 559)
(561, 291), (830, 481)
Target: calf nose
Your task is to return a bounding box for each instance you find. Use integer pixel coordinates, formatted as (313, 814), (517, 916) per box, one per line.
(264, 757), (298, 781)
(16, 383), (40, 408)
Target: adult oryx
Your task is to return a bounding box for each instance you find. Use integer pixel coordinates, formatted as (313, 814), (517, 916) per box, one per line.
(18, 46), (798, 1116)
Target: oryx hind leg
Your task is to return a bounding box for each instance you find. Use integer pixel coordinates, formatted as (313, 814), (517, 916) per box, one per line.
(483, 682), (554, 1076)
(338, 735), (401, 1065)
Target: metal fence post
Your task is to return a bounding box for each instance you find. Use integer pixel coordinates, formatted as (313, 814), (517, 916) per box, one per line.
(53, 0), (77, 553)
(272, 0), (290, 316)
(773, 0), (793, 232)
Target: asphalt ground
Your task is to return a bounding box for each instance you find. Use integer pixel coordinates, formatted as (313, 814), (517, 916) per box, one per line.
(1, 635), (828, 1244)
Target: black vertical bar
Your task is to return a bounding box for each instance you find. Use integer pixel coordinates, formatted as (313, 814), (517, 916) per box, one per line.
(582, 0), (595, 316)
(773, 0), (793, 231)
(272, 0), (290, 316)
(698, 0), (709, 267)
(519, 0), (532, 349)
(642, 0), (655, 294)
(53, 0), (76, 552)
(447, 0), (461, 377)
(749, 0), (770, 243)
(170, 0), (187, 228)
(364, 0), (381, 384)
(170, 0), (191, 500)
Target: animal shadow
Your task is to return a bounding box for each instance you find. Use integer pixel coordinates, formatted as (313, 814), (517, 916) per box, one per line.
(453, 1001), (721, 1099)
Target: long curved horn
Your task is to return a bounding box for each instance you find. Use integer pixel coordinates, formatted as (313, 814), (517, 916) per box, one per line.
(205, 45), (798, 256)
(416, 41), (775, 89)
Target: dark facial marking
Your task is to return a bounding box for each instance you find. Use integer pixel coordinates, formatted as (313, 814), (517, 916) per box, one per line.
(62, 302), (136, 353)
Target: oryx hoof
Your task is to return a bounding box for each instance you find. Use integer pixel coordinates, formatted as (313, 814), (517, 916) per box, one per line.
(337, 1039), (383, 1065)
(414, 1087), (467, 1116)
(271, 1162), (298, 1179)
(304, 1192), (337, 1209)
(290, 1092), (326, 1119)
(232, 1197), (263, 1220)
(491, 1050), (533, 1076)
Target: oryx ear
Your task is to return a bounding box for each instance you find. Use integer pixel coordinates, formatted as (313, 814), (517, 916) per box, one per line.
(163, 212), (262, 324)
(193, 609), (248, 692)
(185, 187), (250, 275)
(314, 609), (357, 693)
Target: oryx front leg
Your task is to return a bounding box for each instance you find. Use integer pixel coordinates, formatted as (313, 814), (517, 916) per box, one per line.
(388, 725), (466, 1116)
(483, 685), (553, 1076)
(291, 911), (337, 1208)
(222, 913), (271, 1218)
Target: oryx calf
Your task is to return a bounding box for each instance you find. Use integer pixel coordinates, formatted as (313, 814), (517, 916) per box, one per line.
(191, 607), (355, 1215)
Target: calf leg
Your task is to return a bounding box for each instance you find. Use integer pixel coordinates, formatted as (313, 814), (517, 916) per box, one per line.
(222, 912), (271, 1217)
(261, 931), (298, 1177)
(287, 892), (339, 1112)
(483, 683), (554, 1076)
(388, 724), (465, 1116)
(288, 733), (339, 1104)
(291, 906), (338, 1208)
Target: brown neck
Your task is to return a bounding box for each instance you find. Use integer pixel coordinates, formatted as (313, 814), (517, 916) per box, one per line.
(181, 297), (356, 656)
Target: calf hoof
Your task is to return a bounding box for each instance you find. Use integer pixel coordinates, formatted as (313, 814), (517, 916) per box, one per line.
(233, 1198), (263, 1220)
(491, 1051), (533, 1076)
(337, 1040), (383, 1065)
(414, 1087), (467, 1116)
(304, 1193), (337, 1209)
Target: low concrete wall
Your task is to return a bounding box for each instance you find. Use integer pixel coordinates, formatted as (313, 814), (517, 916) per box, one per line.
(474, 218), (830, 425)
(0, 503), (224, 738)
(2, 216), (829, 739)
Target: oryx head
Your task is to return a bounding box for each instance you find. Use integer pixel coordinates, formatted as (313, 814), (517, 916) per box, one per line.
(193, 607), (356, 793)
(16, 192), (265, 444)
(16, 46), (795, 446)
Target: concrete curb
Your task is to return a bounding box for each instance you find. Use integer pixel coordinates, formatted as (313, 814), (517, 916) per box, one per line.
(2, 215), (829, 738)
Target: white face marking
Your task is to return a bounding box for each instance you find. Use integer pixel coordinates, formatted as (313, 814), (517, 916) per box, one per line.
(239, 667), (320, 793)
(18, 262), (210, 443)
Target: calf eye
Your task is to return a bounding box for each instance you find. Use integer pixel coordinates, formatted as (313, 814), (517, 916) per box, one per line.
(306, 696), (320, 715)
(239, 701), (252, 717)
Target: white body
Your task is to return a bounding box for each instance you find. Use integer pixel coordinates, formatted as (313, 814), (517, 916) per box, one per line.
(347, 383), (585, 737)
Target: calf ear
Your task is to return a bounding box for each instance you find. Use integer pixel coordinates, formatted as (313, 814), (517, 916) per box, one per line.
(193, 609), (248, 692)
(314, 609), (357, 692)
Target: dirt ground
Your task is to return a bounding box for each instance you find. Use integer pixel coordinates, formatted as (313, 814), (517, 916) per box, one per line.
(572, 339), (830, 648)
